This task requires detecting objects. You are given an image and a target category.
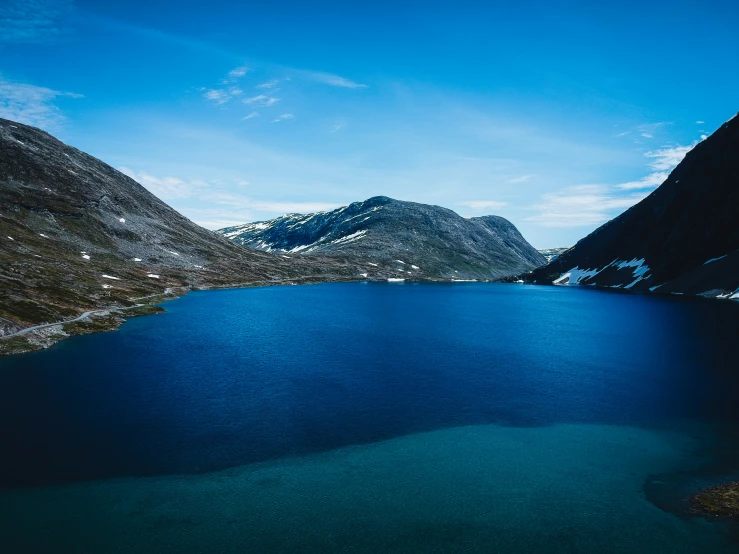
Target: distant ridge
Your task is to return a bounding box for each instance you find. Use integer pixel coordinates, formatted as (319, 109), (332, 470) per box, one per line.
(538, 247), (570, 263)
(218, 196), (546, 281)
(522, 113), (739, 300)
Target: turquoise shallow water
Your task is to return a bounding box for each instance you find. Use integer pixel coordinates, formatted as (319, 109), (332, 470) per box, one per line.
(1, 283), (739, 552)
(1, 424), (736, 553)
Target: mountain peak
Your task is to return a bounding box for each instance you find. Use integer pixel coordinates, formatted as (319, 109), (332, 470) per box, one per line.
(219, 198), (545, 280)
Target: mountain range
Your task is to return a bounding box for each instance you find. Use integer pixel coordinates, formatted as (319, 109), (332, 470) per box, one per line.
(2, 109), (737, 355)
(522, 113), (739, 300)
(0, 118), (366, 352)
(217, 196), (545, 281)
(0, 118), (543, 354)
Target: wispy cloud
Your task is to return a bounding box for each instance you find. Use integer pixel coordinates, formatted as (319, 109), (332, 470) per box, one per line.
(208, 192), (340, 214)
(696, 120), (705, 125)
(527, 185), (649, 227)
(242, 111), (260, 120)
(299, 70), (367, 89)
(508, 174), (535, 183)
(0, 77), (82, 130)
(224, 66), (250, 82)
(616, 142), (697, 190)
(272, 113), (294, 123)
(203, 87), (243, 105)
(203, 66), (251, 105)
(645, 143), (696, 171)
(256, 80), (279, 89)
(615, 121), (671, 140)
(615, 171), (668, 191)
(118, 168), (341, 228)
(118, 167), (208, 200)
(527, 138), (699, 226)
(243, 94), (280, 107)
(328, 119), (347, 132)
(457, 200), (508, 210)
(0, 0), (72, 44)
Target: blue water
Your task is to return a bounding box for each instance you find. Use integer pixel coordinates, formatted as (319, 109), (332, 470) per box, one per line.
(2, 283), (739, 553)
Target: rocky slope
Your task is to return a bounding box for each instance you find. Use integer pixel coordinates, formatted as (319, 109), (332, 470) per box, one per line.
(523, 113), (739, 300)
(538, 247), (570, 263)
(218, 196), (546, 280)
(0, 118), (363, 353)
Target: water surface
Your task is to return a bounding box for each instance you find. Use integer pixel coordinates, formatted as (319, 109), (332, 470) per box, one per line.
(1, 283), (739, 552)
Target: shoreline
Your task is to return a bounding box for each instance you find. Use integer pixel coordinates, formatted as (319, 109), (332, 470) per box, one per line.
(2, 276), (738, 357)
(0, 274), (442, 357)
(0, 276), (361, 357)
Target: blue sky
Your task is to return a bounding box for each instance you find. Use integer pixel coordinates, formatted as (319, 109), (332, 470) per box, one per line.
(1, 0), (737, 248)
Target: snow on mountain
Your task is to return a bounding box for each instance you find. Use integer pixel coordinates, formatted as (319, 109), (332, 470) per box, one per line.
(218, 196), (546, 281)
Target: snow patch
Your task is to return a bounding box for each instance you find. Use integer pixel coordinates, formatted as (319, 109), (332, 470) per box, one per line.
(102, 274), (120, 280)
(555, 258), (651, 288)
(102, 284), (113, 289)
(396, 260), (406, 264)
(147, 274), (160, 279)
(6, 236), (13, 241)
(119, 218), (126, 223)
(617, 259), (650, 288)
(704, 255), (727, 265)
(81, 254), (90, 260)
(360, 273), (368, 278)
(411, 265), (420, 270)
(134, 258), (142, 262)
(39, 233), (48, 238)
(553, 267), (599, 285)
(329, 229), (367, 246)
(368, 263), (378, 267)
(387, 278), (405, 282)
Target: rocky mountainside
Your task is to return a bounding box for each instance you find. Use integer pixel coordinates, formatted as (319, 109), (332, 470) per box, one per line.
(218, 196), (546, 280)
(0, 118), (362, 352)
(523, 113), (739, 300)
(538, 247), (570, 263)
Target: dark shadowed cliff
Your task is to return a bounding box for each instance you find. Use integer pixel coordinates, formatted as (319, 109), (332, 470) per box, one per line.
(523, 113), (739, 301)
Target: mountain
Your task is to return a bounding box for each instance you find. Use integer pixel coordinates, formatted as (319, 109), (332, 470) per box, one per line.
(0, 118), (360, 352)
(538, 247), (570, 263)
(218, 196), (546, 280)
(523, 113), (739, 300)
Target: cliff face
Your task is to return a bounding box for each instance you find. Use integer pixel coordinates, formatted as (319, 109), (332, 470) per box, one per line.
(524, 113), (739, 300)
(219, 196), (545, 280)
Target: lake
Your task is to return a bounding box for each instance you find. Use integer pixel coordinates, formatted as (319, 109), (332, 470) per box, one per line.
(1, 282), (739, 553)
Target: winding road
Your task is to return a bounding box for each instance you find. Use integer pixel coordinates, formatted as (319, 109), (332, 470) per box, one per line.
(0, 287), (177, 340)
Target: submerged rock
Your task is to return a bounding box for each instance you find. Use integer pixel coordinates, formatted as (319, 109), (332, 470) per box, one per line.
(691, 482), (739, 518)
